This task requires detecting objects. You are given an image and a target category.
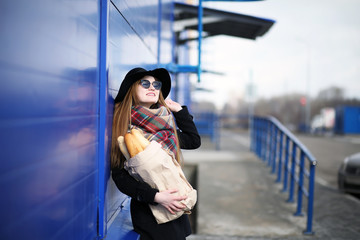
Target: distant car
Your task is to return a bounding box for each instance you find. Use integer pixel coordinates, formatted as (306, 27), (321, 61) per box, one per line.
(338, 152), (360, 194)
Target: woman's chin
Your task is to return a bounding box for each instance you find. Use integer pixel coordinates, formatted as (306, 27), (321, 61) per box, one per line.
(139, 100), (158, 108)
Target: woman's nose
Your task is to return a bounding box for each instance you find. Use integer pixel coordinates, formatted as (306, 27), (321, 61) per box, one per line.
(148, 83), (156, 90)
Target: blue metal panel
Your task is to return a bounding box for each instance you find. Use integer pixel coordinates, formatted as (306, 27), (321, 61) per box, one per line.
(0, 0), (100, 239)
(344, 106), (360, 134)
(335, 106), (360, 134)
(110, 0), (160, 58)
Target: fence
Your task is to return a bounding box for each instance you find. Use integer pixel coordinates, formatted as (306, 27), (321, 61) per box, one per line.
(250, 116), (317, 235)
(193, 112), (220, 150)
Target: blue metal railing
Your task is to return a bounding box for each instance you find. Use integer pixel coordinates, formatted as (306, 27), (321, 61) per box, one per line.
(193, 112), (220, 150)
(251, 116), (317, 235)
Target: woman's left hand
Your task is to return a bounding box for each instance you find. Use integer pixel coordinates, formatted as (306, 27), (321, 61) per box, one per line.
(165, 99), (182, 112)
(154, 189), (187, 214)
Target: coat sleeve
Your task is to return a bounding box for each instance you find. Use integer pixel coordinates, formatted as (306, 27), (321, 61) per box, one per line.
(112, 167), (158, 204)
(173, 106), (201, 150)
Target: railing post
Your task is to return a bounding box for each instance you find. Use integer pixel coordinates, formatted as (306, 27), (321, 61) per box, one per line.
(262, 120), (269, 162)
(276, 131), (284, 182)
(261, 119), (267, 161)
(256, 118), (261, 157)
(214, 114), (220, 150)
(250, 117), (255, 152)
(282, 136), (290, 192)
(267, 121), (272, 164)
(304, 160), (316, 235)
(271, 127), (278, 173)
(267, 123), (273, 167)
(257, 118), (262, 158)
(295, 150), (305, 216)
(263, 121), (268, 162)
(259, 118), (263, 158)
(256, 118), (260, 155)
(288, 144), (297, 203)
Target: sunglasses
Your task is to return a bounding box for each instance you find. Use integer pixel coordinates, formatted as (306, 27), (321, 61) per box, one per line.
(140, 79), (162, 90)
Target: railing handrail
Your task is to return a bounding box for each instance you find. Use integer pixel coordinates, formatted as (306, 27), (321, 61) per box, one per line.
(266, 116), (317, 165)
(251, 116), (317, 235)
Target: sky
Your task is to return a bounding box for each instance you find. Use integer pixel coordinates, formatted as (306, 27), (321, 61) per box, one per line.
(190, 0), (360, 109)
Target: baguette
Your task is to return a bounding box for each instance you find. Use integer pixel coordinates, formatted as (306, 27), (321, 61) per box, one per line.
(117, 136), (130, 160)
(124, 132), (144, 158)
(130, 129), (150, 149)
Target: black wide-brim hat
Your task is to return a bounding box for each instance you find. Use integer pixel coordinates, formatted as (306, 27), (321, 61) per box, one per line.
(114, 67), (171, 103)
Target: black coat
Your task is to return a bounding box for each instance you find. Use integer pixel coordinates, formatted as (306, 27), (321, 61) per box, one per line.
(112, 106), (201, 240)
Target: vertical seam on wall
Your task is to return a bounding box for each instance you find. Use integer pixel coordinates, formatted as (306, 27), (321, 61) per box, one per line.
(98, 0), (109, 239)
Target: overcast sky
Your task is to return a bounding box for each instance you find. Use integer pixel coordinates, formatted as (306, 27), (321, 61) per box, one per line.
(191, 0), (360, 109)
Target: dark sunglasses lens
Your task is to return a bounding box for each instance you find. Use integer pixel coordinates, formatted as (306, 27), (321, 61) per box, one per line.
(153, 81), (162, 90)
(140, 80), (150, 88)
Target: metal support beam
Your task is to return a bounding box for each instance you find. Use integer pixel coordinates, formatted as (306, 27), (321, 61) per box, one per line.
(163, 63), (199, 73)
(197, 0), (203, 82)
(169, 0), (265, 80)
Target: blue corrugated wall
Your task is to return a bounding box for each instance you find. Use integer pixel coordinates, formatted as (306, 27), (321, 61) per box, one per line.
(0, 0), (173, 239)
(0, 0), (100, 239)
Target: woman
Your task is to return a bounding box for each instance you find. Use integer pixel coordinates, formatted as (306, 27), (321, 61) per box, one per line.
(111, 67), (201, 240)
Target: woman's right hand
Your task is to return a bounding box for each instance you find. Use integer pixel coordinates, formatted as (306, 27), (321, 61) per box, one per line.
(154, 189), (187, 214)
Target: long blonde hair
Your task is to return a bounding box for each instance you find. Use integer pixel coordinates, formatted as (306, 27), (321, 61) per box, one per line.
(110, 80), (182, 169)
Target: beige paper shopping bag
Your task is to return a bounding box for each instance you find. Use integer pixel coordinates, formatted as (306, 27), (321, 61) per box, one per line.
(124, 141), (197, 224)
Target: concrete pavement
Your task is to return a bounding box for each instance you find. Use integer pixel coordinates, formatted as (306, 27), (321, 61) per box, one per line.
(182, 129), (360, 240)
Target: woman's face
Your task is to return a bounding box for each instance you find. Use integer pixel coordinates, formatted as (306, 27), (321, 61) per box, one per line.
(135, 75), (161, 108)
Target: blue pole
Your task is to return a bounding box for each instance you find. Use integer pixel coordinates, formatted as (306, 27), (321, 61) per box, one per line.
(267, 124), (273, 167)
(288, 144), (297, 203)
(257, 118), (262, 158)
(271, 127), (278, 173)
(250, 117), (255, 152)
(256, 119), (261, 157)
(276, 131), (283, 182)
(157, 0), (162, 65)
(282, 136), (290, 192)
(253, 118), (257, 154)
(197, 0), (203, 82)
(304, 161), (316, 235)
(261, 119), (267, 160)
(295, 150), (305, 216)
(266, 121), (271, 163)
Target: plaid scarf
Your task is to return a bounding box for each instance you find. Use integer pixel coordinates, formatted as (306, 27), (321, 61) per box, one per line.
(131, 105), (177, 158)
